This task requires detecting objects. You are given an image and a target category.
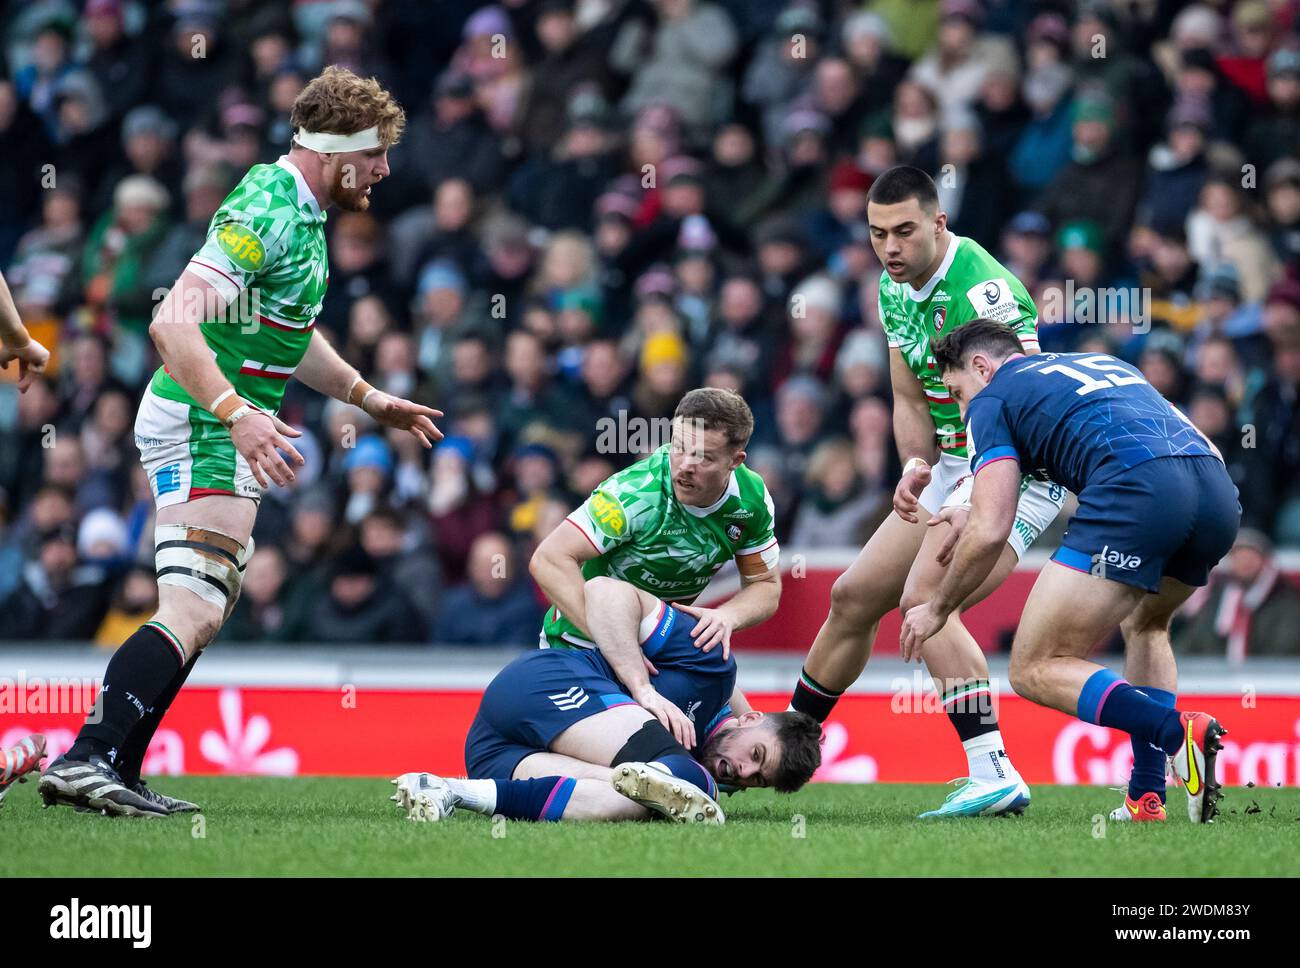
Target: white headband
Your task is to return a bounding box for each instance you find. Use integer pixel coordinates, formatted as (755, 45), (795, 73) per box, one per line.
(293, 126), (382, 153)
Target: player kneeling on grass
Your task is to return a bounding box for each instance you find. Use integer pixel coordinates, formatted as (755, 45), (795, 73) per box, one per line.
(392, 577), (821, 824)
(900, 321), (1239, 824)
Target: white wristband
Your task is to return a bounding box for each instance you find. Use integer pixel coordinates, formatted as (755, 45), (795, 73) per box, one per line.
(226, 404), (261, 428)
(903, 457), (929, 476)
(210, 388), (236, 412)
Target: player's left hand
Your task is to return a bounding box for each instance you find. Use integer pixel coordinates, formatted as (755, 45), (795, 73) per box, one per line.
(928, 506), (969, 566)
(363, 392), (445, 448)
(676, 604), (735, 660)
(0, 337), (50, 392)
(899, 601), (948, 662)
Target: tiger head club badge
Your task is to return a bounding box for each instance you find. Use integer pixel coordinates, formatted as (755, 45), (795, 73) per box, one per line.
(932, 306), (946, 332)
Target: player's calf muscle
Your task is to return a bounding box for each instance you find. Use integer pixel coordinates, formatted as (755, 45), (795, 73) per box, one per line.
(560, 780), (650, 821)
(154, 587), (222, 656)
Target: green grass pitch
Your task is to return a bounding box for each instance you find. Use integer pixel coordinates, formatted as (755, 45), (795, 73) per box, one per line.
(3, 778), (1296, 877)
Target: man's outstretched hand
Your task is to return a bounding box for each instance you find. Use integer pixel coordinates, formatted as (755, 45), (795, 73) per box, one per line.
(0, 338), (50, 392)
(363, 392), (444, 448)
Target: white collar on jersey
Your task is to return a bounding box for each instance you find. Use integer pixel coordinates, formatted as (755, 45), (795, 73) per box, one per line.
(906, 233), (961, 302)
(275, 156), (324, 220)
(679, 470), (740, 517)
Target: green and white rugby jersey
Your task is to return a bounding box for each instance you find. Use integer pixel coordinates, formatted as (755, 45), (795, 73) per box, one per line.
(542, 444), (780, 649)
(878, 234), (1040, 458)
(149, 156), (329, 415)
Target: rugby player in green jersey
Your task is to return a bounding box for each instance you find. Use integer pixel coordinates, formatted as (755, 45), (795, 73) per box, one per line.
(40, 67), (442, 817)
(530, 388), (785, 753)
(790, 167), (1068, 818)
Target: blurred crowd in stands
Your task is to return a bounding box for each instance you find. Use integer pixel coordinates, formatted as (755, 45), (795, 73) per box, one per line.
(0, 0), (1296, 652)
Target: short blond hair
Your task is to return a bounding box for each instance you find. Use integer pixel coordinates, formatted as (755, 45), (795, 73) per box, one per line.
(291, 65), (406, 148)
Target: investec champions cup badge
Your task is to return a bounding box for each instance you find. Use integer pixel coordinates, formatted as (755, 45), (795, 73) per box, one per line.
(588, 490), (627, 538)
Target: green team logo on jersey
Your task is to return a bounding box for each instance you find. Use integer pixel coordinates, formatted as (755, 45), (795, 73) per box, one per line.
(587, 490), (627, 538)
(217, 223), (266, 271)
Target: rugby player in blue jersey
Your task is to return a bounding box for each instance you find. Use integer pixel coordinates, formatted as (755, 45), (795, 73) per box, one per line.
(391, 576), (821, 825)
(901, 320), (1240, 823)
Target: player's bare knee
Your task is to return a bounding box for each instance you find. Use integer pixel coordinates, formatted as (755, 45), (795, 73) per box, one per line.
(1007, 656), (1044, 703)
(829, 572), (885, 627)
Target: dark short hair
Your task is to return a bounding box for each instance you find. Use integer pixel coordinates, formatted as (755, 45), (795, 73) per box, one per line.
(768, 711), (823, 793)
(867, 165), (939, 212)
(674, 387), (754, 450)
(933, 319), (1024, 373)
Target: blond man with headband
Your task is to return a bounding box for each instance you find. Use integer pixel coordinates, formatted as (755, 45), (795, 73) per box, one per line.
(40, 66), (443, 818)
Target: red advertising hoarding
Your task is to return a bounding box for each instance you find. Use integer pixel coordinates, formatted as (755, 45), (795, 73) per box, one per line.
(6, 687), (1298, 787)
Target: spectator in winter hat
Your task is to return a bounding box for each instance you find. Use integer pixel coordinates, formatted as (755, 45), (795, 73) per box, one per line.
(1033, 92), (1142, 261)
(999, 211), (1054, 293)
(1243, 47), (1300, 172)
(1137, 97), (1212, 235)
(77, 507), (128, 563)
(1263, 278), (1300, 345)
(804, 161), (871, 260)
(777, 274), (844, 387)
(1262, 157), (1300, 267)
(633, 330), (689, 423)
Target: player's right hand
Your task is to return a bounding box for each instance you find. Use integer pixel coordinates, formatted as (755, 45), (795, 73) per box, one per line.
(893, 463), (931, 523)
(0, 337), (50, 392)
(231, 410), (305, 488)
(928, 506), (968, 566)
(634, 686), (696, 749)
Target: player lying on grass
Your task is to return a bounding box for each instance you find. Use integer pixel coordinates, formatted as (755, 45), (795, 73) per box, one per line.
(391, 576), (822, 824)
(901, 321), (1239, 824)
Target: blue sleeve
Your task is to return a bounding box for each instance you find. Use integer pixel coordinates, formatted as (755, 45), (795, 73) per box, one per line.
(967, 395), (1020, 475)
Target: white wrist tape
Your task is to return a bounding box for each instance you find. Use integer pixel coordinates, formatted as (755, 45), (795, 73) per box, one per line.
(226, 404), (261, 428)
(903, 457), (930, 476)
(294, 126), (381, 153)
